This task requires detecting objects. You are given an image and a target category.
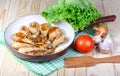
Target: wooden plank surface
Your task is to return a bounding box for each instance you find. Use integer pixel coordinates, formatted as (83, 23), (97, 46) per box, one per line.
(0, 0), (120, 76)
(87, 1), (115, 76)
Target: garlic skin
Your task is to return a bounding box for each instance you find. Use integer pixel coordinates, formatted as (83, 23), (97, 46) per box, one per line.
(98, 42), (110, 53)
(98, 34), (113, 53)
(93, 31), (103, 44)
(93, 35), (102, 44)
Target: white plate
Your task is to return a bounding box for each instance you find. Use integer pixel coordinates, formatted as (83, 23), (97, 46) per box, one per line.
(4, 15), (75, 54)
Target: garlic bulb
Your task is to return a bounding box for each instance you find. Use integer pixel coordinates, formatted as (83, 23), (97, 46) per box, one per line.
(93, 31), (103, 44)
(98, 34), (113, 53)
(93, 25), (108, 37)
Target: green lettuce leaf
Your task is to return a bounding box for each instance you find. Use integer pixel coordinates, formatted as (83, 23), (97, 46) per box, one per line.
(41, 0), (102, 30)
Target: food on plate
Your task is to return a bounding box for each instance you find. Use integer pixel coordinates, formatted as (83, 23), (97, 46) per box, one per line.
(28, 22), (40, 38)
(41, 0), (102, 30)
(12, 42), (33, 49)
(20, 25), (33, 39)
(40, 23), (50, 37)
(11, 22), (66, 55)
(12, 32), (34, 44)
(49, 27), (61, 42)
(75, 35), (94, 53)
(52, 33), (66, 48)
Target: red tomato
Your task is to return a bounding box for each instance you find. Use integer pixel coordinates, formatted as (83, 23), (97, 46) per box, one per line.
(75, 35), (94, 53)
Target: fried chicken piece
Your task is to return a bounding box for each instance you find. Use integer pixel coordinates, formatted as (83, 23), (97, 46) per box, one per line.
(12, 32), (34, 45)
(19, 25), (33, 39)
(18, 46), (47, 53)
(40, 23), (50, 37)
(49, 27), (61, 42)
(12, 42), (33, 49)
(28, 22), (40, 38)
(52, 33), (66, 48)
(25, 48), (55, 55)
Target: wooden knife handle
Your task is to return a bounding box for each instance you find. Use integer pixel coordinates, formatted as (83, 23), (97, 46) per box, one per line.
(78, 15), (116, 32)
(96, 55), (120, 63)
(89, 15), (116, 27)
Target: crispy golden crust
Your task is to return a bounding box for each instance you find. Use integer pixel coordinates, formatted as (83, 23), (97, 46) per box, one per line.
(48, 27), (61, 42)
(28, 22), (40, 38)
(40, 23), (50, 37)
(40, 23), (50, 31)
(20, 25), (33, 39)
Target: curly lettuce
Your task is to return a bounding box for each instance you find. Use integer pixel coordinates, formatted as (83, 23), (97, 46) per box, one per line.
(41, 0), (102, 30)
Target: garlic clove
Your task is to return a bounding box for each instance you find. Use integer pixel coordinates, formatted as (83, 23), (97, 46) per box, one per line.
(93, 35), (102, 44)
(93, 31), (104, 44)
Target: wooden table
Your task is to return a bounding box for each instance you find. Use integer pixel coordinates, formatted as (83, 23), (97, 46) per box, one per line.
(0, 0), (120, 76)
